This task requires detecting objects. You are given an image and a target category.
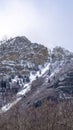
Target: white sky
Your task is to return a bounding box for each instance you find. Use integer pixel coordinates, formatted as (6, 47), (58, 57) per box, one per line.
(0, 0), (73, 51)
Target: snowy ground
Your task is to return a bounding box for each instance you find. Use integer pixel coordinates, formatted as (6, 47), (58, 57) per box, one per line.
(0, 63), (50, 113)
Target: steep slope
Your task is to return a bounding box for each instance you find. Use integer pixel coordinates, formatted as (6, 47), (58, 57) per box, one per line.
(11, 59), (73, 114)
(1, 53), (73, 113)
(0, 38), (73, 112)
(0, 36), (49, 108)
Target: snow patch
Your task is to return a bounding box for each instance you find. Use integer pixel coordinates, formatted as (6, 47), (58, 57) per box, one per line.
(0, 97), (21, 113)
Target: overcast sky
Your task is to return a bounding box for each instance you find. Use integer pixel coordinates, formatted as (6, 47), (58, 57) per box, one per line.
(0, 0), (73, 51)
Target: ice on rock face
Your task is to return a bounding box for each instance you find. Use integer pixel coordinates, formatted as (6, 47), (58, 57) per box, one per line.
(30, 73), (35, 82)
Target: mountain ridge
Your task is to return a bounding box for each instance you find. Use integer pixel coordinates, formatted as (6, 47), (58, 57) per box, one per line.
(0, 36), (73, 111)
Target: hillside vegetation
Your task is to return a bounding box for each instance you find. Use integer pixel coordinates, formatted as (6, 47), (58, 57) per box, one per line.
(0, 100), (73, 130)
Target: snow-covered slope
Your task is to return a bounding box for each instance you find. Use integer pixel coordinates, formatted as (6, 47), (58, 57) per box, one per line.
(1, 57), (73, 113)
(0, 63), (50, 113)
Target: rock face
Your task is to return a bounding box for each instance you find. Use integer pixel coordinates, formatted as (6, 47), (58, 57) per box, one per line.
(0, 36), (49, 107)
(0, 36), (48, 79)
(0, 37), (73, 109)
(47, 60), (73, 101)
